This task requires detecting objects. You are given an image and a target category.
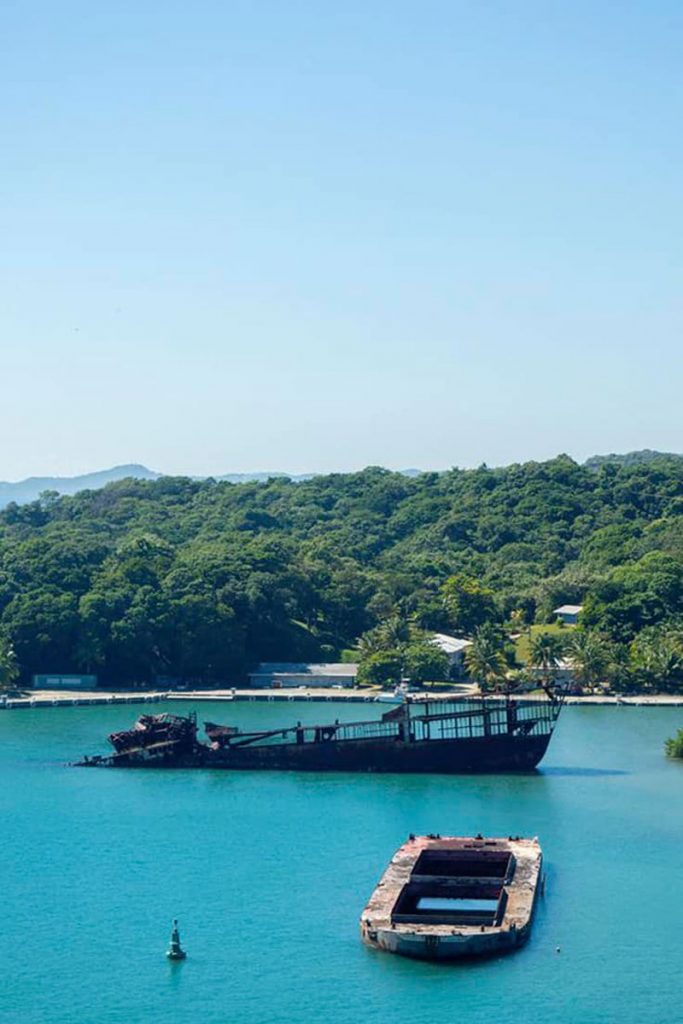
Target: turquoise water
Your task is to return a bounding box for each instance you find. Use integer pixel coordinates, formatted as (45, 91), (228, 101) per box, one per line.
(2, 702), (683, 1024)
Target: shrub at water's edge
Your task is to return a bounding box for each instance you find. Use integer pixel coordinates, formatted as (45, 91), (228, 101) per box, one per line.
(665, 730), (683, 759)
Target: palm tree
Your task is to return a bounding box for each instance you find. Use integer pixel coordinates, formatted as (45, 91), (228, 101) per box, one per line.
(528, 631), (566, 688)
(568, 631), (610, 691)
(0, 642), (20, 693)
(507, 609), (527, 634)
(356, 629), (384, 659)
(379, 613), (416, 649)
(464, 625), (507, 694)
(356, 613), (421, 661)
(630, 631), (683, 693)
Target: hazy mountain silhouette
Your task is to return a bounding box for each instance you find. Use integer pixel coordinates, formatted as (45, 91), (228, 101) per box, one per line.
(0, 465), (313, 506)
(0, 464), (161, 507)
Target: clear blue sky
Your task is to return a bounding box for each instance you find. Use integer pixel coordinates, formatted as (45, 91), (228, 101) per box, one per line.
(2, 1), (682, 479)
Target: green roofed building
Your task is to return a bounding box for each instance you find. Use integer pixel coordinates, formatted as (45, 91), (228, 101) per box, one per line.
(32, 674), (98, 690)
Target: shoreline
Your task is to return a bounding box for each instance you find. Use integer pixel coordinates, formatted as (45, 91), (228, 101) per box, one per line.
(2, 687), (683, 710)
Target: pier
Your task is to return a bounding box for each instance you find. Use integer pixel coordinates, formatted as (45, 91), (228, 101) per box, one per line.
(2, 688), (683, 711)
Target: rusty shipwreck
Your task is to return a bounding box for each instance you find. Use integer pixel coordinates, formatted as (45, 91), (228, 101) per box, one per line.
(360, 834), (544, 960)
(76, 693), (562, 773)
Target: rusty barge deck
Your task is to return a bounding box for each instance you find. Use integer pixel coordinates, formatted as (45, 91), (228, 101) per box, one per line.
(360, 834), (543, 960)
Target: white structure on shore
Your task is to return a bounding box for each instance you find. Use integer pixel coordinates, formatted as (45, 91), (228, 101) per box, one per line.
(248, 662), (358, 688)
(530, 658), (577, 689)
(430, 634), (473, 679)
(553, 604), (583, 625)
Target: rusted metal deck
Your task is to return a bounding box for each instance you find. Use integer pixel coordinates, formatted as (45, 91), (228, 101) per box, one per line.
(360, 834), (543, 960)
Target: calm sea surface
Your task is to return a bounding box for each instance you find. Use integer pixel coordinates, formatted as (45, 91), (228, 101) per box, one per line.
(2, 701), (682, 1024)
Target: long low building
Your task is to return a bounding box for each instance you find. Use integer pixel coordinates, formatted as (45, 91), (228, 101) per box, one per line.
(248, 662), (358, 688)
(32, 673), (98, 690)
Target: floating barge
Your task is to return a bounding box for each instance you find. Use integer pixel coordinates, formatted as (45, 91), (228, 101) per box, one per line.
(360, 834), (543, 960)
(76, 693), (562, 773)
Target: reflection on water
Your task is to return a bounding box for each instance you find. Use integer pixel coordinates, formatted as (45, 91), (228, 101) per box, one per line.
(1, 703), (683, 1024)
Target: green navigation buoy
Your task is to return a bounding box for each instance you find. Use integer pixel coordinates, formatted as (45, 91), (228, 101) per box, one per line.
(166, 919), (187, 960)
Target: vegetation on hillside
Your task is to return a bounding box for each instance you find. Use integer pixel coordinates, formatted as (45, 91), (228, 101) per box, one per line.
(0, 454), (683, 688)
(583, 450), (683, 471)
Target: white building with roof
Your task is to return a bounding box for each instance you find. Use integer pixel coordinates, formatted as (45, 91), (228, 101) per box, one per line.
(248, 662), (358, 688)
(553, 604), (583, 626)
(430, 633), (473, 679)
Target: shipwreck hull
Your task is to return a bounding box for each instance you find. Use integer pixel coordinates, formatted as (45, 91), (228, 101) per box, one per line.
(204, 732), (552, 772)
(98, 732), (551, 773)
(76, 696), (562, 774)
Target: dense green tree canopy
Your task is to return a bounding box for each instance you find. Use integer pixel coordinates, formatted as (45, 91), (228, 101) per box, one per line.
(356, 650), (403, 687)
(402, 642), (450, 685)
(440, 574), (499, 636)
(0, 454), (681, 685)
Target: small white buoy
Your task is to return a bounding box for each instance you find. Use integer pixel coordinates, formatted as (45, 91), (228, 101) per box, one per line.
(556, 945), (561, 954)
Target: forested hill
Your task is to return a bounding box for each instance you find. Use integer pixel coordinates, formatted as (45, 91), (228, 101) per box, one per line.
(583, 450), (683, 470)
(0, 454), (682, 686)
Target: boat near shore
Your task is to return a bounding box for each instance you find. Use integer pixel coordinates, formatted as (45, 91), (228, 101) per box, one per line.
(360, 834), (543, 960)
(375, 683), (414, 704)
(75, 692), (562, 773)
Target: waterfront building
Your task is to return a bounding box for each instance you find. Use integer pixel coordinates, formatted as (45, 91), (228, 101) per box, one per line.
(32, 673), (98, 690)
(248, 662), (358, 688)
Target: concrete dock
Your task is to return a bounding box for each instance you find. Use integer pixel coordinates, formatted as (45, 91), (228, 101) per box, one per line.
(2, 687), (683, 710)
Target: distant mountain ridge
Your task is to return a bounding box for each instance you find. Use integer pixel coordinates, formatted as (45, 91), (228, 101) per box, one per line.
(0, 465), (428, 506)
(0, 465), (326, 507)
(0, 464), (160, 508)
(1, 452), (680, 506)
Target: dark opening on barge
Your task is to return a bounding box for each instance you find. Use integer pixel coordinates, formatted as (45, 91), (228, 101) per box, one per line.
(391, 846), (513, 927)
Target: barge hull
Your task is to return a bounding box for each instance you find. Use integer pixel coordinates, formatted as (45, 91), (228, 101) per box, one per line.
(364, 923), (531, 960)
(360, 835), (543, 960)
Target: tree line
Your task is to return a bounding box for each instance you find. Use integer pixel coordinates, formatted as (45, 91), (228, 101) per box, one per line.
(0, 454), (682, 690)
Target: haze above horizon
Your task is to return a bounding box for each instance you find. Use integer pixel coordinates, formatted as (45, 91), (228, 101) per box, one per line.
(3, 1), (682, 480)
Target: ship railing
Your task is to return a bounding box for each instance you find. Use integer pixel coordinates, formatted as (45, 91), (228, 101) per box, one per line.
(326, 720), (402, 742)
(214, 697), (558, 749)
(412, 712), (548, 742)
(412, 698), (560, 735)
(223, 719), (402, 747)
